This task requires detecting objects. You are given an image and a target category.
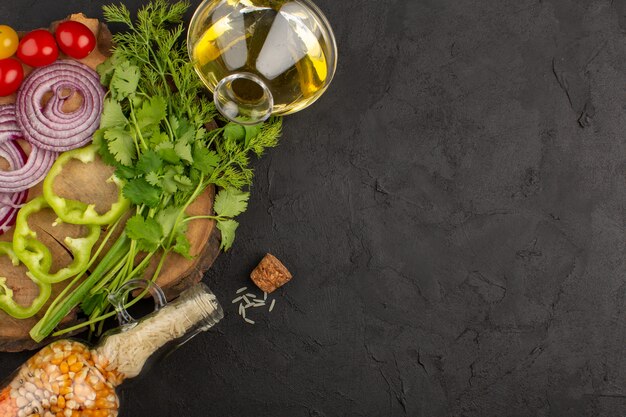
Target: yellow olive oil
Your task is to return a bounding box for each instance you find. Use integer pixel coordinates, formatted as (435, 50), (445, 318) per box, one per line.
(189, 0), (334, 115)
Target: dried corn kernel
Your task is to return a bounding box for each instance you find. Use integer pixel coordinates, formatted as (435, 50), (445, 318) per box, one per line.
(0, 341), (120, 417)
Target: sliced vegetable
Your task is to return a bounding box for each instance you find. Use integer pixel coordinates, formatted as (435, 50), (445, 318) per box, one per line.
(15, 60), (104, 151)
(0, 114), (57, 193)
(12, 196), (101, 284)
(55, 21), (96, 59)
(0, 242), (51, 319)
(43, 144), (129, 225)
(0, 58), (23, 97)
(0, 138), (28, 235)
(0, 25), (19, 60)
(16, 29), (59, 67)
(0, 103), (21, 138)
(0, 106), (28, 233)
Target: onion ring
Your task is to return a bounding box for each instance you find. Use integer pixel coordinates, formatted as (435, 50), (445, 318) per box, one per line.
(0, 104), (22, 142)
(0, 107), (57, 194)
(0, 138), (29, 235)
(16, 60), (104, 152)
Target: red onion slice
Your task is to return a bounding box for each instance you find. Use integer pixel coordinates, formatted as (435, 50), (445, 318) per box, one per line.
(0, 141), (57, 194)
(0, 106), (57, 193)
(0, 138), (29, 235)
(0, 104), (22, 142)
(16, 60), (104, 152)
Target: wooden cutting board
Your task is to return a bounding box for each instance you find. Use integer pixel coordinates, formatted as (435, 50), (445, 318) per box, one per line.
(0, 15), (220, 352)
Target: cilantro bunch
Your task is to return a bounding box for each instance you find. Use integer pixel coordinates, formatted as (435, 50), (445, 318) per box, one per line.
(30, 0), (281, 342)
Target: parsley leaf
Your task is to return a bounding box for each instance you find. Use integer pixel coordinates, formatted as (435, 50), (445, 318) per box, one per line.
(123, 178), (161, 207)
(224, 123), (245, 142)
(244, 124), (261, 147)
(174, 140), (193, 164)
(172, 233), (192, 259)
(110, 61), (140, 100)
(192, 146), (220, 175)
(156, 206), (182, 236)
(100, 99), (128, 129)
(96, 55), (117, 87)
(145, 171), (161, 186)
(115, 165), (137, 180)
(126, 215), (164, 252)
(105, 128), (136, 166)
(214, 188), (249, 218)
(217, 219), (238, 251)
(155, 142), (180, 164)
(136, 96), (167, 129)
(136, 150), (163, 174)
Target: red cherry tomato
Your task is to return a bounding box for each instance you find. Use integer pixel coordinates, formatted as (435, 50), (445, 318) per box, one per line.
(17, 29), (58, 67)
(55, 21), (96, 59)
(0, 58), (24, 96)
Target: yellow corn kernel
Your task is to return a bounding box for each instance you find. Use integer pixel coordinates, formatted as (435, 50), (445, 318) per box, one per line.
(57, 395), (66, 409)
(95, 398), (112, 409)
(59, 362), (69, 374)
(69, 362), (83, 373)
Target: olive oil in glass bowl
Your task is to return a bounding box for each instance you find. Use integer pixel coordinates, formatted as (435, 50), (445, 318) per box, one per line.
(188, 0), (337, 124)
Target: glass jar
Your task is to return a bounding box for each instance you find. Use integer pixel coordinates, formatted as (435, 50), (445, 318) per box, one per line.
(188, 0), (338, 124)
(0, 281), (223, 417)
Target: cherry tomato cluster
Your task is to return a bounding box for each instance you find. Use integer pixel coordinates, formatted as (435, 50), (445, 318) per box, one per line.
(0, 21), (96, 96)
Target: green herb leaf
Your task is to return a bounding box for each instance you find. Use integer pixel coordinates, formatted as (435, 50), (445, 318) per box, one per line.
(217, 219), (238, 251)
(115, 165), (137, 180)
(192, 146), (220, 175)
(100, 99), (128, 129)
(126, 214), (164, 252)
(214, 188), (249, 218)
(136, 96), (167, 129)
(172, 233), (192, 259)
(136, 150), (163, 174)
(244, 124), (261, 147)
(105, 128), (136, 166)
(224, 123), (245, 142)
(155, 142), (180, 164)
(123, 178), (161, 207)
(96, 56), (117, 87)
(156, 206), (182, 236)
(110, 61), (140, 100)
(174, 140), (193, 164)
(145, 171), (161, 186)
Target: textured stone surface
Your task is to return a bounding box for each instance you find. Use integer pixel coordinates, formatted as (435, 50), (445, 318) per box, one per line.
(1, 0), (626, 416)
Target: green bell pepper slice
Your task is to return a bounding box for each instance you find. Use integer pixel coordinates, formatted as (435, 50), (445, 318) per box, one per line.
(13, 197), (101, 284)
(43, 144), (130, 226)
(0, 242), (51, 319)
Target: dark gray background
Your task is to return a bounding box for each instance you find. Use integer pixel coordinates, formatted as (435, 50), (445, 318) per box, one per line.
(1, 0), (626, 416)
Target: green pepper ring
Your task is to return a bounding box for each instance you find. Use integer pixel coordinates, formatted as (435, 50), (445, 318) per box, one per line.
(0, 241), (52, 319)
(43, 144), (130, 226)
(13, 196), (101, 284)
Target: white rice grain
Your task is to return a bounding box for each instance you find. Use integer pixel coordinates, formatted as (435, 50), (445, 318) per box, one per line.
(269, 299), (276, 312)
(236, 287), (248, 294)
